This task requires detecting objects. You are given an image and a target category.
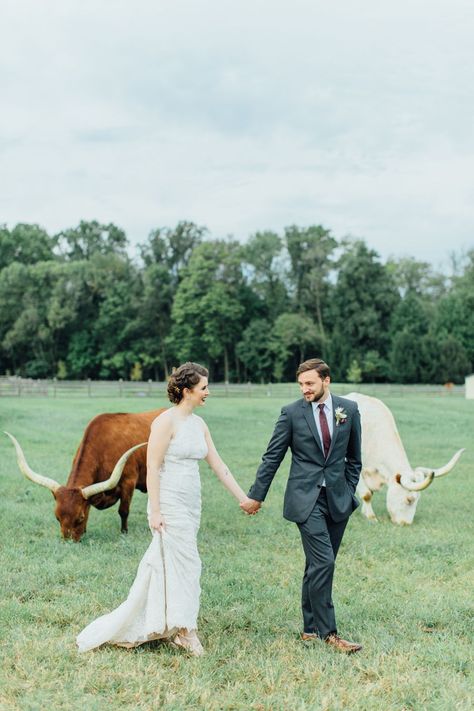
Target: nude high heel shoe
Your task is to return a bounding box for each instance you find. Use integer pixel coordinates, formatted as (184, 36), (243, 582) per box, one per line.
(171, 629), (204, 657)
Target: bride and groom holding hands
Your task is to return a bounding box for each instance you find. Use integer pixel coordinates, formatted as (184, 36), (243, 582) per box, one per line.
(77, 358), (362, 656)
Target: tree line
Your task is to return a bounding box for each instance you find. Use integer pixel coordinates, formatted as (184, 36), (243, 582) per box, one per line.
(0, 220), (472, 384)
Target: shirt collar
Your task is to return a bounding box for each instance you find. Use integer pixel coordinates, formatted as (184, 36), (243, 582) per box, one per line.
(312, 393), (333, 414)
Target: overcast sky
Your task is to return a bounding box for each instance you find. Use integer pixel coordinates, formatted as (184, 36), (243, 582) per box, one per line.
(1, 0), (473, 265)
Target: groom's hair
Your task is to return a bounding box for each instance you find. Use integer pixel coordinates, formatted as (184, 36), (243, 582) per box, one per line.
(296, 358), (331, 380)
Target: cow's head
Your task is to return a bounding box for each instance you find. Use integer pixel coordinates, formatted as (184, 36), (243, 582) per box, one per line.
(53, 487), (91, 541)
(4, 432), (145, 541)
(387, 449), (465, 524)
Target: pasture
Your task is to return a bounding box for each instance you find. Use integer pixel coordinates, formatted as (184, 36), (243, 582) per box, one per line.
(0, 393), (472, 710)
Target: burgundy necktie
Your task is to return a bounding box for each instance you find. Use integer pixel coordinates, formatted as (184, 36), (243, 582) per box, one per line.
(318, 403), (331, 458)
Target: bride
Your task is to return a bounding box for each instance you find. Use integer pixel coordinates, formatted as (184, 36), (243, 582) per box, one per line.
(76, 362), (254, 656)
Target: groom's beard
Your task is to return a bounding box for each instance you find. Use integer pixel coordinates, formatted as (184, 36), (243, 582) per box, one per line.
(305, 385), (325, 402)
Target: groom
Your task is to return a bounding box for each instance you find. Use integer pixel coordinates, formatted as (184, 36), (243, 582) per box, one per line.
(241, 358), (362, 653)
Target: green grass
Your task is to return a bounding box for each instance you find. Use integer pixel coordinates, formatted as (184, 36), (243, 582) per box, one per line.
(0, 394), (473, 710)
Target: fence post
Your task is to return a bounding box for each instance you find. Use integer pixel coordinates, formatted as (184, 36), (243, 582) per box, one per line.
(148, 379), (152, 397)
(18, 378), (22, 397)
(119, 378), (123, 397)
(53, 377), (57, 398)
(87, 378), (91, 397)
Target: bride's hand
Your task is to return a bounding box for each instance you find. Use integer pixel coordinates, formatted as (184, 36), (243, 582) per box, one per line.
(240, 497), (261, 515)
(149, 511), (166, 532)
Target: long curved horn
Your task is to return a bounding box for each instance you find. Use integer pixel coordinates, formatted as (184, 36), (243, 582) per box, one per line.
(416, 448), (465, 479)
(4, 431), (61, 493)
(81, 442), (147, 499)
(395, 471), (434, 491)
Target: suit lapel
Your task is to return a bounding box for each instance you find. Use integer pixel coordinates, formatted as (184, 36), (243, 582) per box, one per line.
(302, 400), (324, 455)
(327, 394), (341, 459)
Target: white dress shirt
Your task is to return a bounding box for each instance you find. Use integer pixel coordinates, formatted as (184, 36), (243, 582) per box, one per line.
(311, 394), (333, 486)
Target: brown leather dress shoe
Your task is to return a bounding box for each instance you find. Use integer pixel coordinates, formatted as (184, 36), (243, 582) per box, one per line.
(300, 632), (319, 641)
(324, 633), (362, 654)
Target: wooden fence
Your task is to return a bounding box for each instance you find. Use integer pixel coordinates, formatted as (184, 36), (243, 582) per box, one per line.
(0, 376), (465, 399)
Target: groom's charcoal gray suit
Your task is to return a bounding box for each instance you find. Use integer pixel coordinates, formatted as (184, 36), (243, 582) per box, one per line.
(248, 394), (362, 639)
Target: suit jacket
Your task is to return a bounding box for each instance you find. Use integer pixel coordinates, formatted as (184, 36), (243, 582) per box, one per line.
(248, 394), (362, 523)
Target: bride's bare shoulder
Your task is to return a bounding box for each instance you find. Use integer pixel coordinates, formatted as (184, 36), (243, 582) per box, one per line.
(193, 414), (208, 432)
(150, 409), (174, 432)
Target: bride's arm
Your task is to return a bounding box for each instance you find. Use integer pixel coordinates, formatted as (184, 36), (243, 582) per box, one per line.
(146, 414), (174, 531)
(203, 425), (254, 508)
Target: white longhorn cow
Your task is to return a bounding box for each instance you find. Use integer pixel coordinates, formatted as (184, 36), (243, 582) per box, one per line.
(345, 393), (464, 525)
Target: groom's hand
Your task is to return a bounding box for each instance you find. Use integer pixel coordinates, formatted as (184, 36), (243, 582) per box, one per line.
(240, 497), (262, 515)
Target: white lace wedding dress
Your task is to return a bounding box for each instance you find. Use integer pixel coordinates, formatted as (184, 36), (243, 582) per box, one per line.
(76, 414), (208, 652)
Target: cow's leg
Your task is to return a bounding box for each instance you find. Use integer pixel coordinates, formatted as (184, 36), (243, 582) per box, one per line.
(357, 476), (378, 521)
(118, 484), (135, 533)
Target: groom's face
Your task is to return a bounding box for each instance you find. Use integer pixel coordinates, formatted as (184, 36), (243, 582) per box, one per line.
(297, 369), (330, 403)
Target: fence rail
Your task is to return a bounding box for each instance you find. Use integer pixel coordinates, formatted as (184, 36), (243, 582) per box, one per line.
(0, 376), (465, 399)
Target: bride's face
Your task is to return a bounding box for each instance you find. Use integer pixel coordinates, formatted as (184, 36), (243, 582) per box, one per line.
(186, 376), (209, 407)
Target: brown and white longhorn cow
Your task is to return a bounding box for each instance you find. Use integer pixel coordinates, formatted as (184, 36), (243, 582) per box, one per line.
(5, 409), (165, 541)
(345, 393), (464, 525)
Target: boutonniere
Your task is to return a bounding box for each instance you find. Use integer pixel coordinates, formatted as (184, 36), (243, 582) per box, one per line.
(335, 407), (348, 426)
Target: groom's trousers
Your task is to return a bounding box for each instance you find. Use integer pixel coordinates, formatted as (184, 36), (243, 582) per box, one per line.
(297, 487), (348, 639)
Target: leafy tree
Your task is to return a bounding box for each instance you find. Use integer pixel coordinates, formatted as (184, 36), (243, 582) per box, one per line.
(361, 350), (388, 382)
(271, 312), (323, 381)
(386, 256), (446, 298)
(285, 224), (337, 335)
(434, 249), (474, 370)
(139, 221), (206, 274)
(236, 319), (274, 382)
(0, 262), (29, 364)
(389, 291), (433, 337)
(242, 231), (289, 321)
(66, 330), (99, 379)
(130, 362), (143, 381)
(436, 335), (470, 383)
(136, 263), (174, 379)
(0, 223), (55, 271)
(46, 260), (103, 378)
(0, 248), (143, 379)
(388, 331), (452, 384)
(1, 216), (470, 385)
(56, 220), (128, 261)
(389, 330), (424, 383)
(170, 240), (246, 381)
(56, 360), (67, 379)
(136, 222), (206, 378)
(346, 359), (362, 384)
(435, 292), (474, 369)
(385, 257), (449, 382)
(328, 240), (400, 380)
(0, 261), (67, 376)
(89, 255), (143, 379)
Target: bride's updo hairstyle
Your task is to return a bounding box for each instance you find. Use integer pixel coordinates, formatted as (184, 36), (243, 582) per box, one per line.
(167, 362), (209, 404)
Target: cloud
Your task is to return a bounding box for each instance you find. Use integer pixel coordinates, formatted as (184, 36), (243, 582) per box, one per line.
(0, 0), (473, 266)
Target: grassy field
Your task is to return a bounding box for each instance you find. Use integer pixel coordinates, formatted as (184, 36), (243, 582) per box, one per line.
(0, 393), (472, 711)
